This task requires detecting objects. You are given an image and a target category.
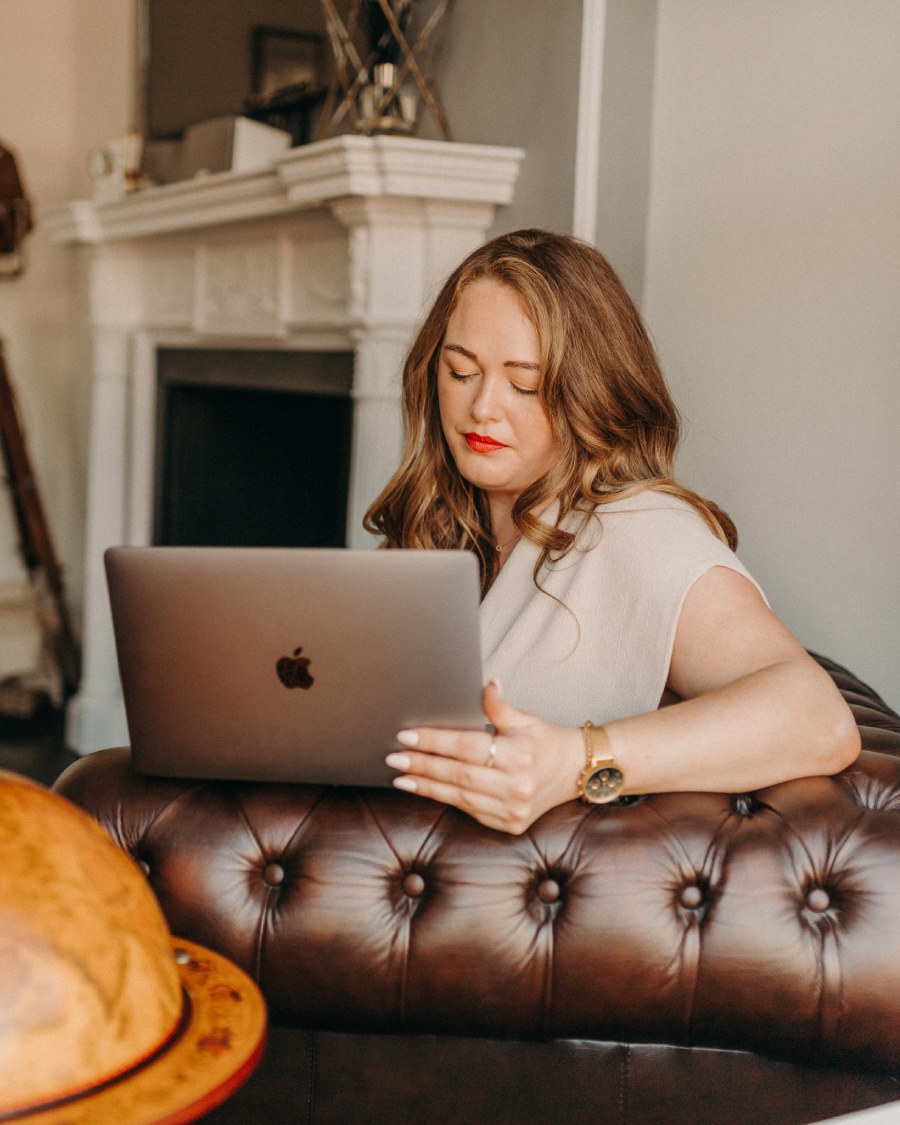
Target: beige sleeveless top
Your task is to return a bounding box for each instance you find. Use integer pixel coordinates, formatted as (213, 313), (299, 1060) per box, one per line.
(480, 491), (764, 726)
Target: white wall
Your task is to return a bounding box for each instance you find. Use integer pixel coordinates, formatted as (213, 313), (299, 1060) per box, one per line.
(643, 1), (900, 708)
(0, 0), (136, 626)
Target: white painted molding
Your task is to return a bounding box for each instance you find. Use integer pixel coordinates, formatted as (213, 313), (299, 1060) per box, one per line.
(573, 0), (608, 245)
(47, 136), (524, 245)
(279, 135), (525, 208)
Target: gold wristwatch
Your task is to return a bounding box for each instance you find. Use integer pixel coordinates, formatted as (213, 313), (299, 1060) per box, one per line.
(578, 721), (625, 804)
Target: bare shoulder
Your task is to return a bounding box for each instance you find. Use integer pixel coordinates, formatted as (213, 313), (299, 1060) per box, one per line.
(668, 565), (806, 700)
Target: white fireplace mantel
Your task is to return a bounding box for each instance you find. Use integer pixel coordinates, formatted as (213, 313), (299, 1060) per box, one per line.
(51, 135), (523, 754)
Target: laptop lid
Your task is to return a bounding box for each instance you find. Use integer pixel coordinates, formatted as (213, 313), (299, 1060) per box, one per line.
(104, 546), (486, 786)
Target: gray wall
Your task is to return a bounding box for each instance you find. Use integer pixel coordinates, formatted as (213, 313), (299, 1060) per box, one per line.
(591, 0), (658, 303)
(643, 0), (900, 708)
(415, 0), (582, 237)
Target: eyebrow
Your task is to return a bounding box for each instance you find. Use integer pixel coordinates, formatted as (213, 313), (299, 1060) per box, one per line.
(442, 342), (540, 372)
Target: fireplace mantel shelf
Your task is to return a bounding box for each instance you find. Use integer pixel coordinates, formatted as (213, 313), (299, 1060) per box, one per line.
(58, 134), (523, 756)
(49, 135), (524, 244)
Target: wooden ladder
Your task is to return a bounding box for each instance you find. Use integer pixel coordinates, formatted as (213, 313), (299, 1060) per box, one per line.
(0, 337), (81, 702)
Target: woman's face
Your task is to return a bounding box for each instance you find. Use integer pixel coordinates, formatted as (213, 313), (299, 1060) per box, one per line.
(437, 279), (558, 508)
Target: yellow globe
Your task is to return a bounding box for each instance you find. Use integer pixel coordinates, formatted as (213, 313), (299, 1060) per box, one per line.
(0, 771), (183, 1117)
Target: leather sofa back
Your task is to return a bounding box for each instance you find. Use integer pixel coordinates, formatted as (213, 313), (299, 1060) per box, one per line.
(56, 655), (900, 1079)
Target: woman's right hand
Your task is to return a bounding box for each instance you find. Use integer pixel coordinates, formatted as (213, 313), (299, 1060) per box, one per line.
(386, 681), (585, 835)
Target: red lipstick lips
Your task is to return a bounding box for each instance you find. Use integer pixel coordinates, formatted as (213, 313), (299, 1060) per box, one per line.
(464, 432), (508, 453)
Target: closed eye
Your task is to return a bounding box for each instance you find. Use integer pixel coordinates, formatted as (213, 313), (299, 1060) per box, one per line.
(447, 369), (539, 397)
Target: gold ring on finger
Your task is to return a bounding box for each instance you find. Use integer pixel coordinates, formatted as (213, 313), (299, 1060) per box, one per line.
(485, 738), (498, 768)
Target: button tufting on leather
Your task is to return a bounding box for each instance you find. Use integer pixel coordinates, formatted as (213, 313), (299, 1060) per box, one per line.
(403, 872), (425, 898)
(806, 888), (831, 913)
(263, 862), (285, 887)
(537, 879), (561, 903)
(679, 885), (704, 909)
(733, 794), (757, 817)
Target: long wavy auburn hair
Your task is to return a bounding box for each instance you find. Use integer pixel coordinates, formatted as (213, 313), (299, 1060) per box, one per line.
(364, 228), (736, 595)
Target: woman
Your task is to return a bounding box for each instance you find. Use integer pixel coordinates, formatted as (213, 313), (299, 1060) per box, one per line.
(365, 229), (859, 835)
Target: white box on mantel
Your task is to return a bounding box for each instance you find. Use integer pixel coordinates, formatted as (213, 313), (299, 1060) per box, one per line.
(180, 116), (292, 178)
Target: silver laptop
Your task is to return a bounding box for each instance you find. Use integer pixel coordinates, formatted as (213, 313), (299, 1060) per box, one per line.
(104, 546), (486, 786)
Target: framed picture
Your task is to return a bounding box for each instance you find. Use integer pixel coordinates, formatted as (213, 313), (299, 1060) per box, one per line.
(251, 26), (325, 99)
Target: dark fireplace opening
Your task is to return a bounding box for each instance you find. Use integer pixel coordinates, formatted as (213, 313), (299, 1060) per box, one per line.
(154, 348), (354, 548)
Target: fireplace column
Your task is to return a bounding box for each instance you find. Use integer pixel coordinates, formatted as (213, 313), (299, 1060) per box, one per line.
(69, 244), (142, 752)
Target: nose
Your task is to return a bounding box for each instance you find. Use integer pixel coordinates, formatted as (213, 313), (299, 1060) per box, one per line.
(470, 374), (502, 422)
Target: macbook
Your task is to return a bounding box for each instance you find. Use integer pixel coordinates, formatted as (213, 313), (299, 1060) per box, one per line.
(104, 546), (486, 786)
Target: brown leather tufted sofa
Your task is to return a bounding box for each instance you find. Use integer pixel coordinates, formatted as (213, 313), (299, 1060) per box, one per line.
(54, 655), (900, 1125)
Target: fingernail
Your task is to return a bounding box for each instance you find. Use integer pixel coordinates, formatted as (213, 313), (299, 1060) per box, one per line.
(396, 730), (419, 747)
(393, 776), (417, 792)
(386, 752), (411, 770)
(488, 679), (503, 694)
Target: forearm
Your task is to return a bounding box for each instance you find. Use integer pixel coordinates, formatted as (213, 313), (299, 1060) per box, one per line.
(601, 656), (861, 796)
(387, 660), (861, 836)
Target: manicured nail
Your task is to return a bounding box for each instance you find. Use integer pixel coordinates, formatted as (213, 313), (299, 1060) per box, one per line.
(396, 730), (419, 747)
(393, 776), (417, 792)
(386, 752), (411, 770)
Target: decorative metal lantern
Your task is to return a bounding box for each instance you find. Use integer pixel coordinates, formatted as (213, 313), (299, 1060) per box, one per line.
(317, 0), (453, 140)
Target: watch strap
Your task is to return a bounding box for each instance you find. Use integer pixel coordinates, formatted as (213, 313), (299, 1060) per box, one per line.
(582, 721), (612, 771)
(579, 721), (624, 804)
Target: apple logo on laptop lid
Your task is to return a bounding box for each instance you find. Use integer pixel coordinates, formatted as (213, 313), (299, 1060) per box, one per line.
(276, 646), (314, 690)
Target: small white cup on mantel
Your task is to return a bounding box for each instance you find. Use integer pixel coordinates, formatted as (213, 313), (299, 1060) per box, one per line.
(87, 131), (145, 202)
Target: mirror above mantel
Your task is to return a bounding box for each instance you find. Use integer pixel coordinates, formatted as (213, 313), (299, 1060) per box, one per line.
(139, 0), (330, 144)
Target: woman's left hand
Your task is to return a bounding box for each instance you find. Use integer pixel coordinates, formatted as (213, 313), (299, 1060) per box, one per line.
(386, 681), (584, 834)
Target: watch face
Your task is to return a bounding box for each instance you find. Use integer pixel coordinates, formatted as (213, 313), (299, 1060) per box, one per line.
(583, 765), (624, 804)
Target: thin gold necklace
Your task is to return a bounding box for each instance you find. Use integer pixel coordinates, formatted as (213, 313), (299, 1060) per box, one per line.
(494, 532), (521, 554)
